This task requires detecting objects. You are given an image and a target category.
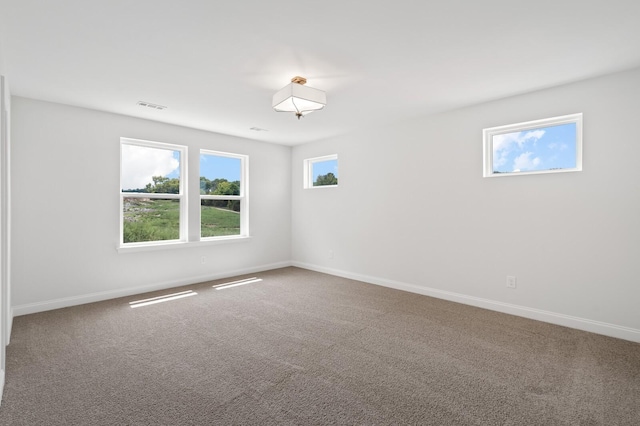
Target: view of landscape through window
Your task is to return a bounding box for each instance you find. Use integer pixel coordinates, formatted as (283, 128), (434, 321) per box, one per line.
(200, 153), (242, 238)
(311, 157), (338, 186)
(121, 142), (245, 245)
(121, 143), (183, 243)
(492, 122), (577, 174)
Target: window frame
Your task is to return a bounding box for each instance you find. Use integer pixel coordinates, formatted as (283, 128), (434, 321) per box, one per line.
(120, 138), (187, 248)
(303, 154), (339, 189)
(199, 149), (249, 240)
(483, 113), (583, 178)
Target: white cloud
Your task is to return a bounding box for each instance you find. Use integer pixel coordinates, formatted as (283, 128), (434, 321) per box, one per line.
(494, 150), (509, 167)
(548, 142), (568, 151)
(520, 130), (545, 148)
(492, 129), (545, 170)
(512, 152), (541, 171)
(121, 144), (180, 190)
(492, 133), (517, 153)
(493, 129), (545, 157)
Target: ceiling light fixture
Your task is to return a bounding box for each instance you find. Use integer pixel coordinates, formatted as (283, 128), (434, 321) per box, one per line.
(272, 76), (326, 120)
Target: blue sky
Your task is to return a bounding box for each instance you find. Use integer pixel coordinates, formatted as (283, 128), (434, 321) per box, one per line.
(167, 151), (181, 178)
(200, 154), (241, 181)
(121, 146), (241, 191)
(312, 159), (338, 181)
(492, 123), (576, 173)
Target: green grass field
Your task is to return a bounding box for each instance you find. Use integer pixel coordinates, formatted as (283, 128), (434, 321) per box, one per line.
(123, 198), (240, 243)
(201, 204), (241, 238)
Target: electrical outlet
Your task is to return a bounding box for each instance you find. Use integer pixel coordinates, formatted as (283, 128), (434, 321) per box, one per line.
(506, 276), (517, 289)
(328, 249), (334, 259)
(201, 256), (206, 264)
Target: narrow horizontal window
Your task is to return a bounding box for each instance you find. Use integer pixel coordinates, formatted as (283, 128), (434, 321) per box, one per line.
(483, 113), (582, 177)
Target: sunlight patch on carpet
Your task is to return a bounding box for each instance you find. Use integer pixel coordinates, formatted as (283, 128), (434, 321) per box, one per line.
(129, 290), (198, 308)
(213, 277), (262, 290)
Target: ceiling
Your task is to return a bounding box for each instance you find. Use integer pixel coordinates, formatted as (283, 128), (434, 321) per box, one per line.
(1, 1), (640, 146)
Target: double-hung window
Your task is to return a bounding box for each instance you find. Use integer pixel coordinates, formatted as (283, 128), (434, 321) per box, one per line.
(120, 138), (187, 246)
(200, 150), (248, 239)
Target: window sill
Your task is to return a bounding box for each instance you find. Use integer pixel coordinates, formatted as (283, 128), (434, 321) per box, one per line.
(485, 167), (581, 178)
(117, 236), (252, 253)
(305, 185), (338, 189)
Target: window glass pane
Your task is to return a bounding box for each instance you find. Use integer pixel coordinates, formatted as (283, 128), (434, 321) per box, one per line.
(123, 198), (180, 243)
(200, 154), (241, 195)
(492, 122), (577, 174)
(201, 200), (241, 237)
(121, 144), (181, 193)
(312, 158), (338, 186)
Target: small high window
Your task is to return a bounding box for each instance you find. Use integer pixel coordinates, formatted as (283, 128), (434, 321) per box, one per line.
(304, 154), (338, 188)
(483, 113), (582, 177)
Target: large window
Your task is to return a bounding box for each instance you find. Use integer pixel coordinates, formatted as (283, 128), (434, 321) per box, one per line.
(120, 139), (249, 249)
(120, 138), (186, 245)
(304, 154), (338, 188)
(483, 113), (582, 177)
(200, 150), (248, 239)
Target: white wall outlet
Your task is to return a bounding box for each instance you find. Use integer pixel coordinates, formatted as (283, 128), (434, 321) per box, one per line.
(506, 276), (517, 289)
(201, 256), (206, 264)
(328, 249), (334, 259)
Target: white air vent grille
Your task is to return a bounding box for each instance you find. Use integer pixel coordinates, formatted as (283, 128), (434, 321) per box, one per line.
(137, 101), (167, 110)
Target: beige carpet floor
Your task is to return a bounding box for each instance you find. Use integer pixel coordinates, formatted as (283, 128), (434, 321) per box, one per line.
(0, 267), (638, 425)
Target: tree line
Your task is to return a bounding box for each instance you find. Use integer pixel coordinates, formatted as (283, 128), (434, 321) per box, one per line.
(315, 172), (337, 186)
(123, 176), (241, 211)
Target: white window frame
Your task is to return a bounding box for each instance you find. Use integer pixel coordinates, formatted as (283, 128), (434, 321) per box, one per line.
(483, 113), (583, 178)
(304, 154), (338, 189)
(120, 138), (187, 248)
(200, 149), (249, 240)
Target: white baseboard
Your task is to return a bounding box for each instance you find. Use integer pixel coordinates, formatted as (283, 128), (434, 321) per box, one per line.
(12, 261), (292, 317)
(11, 260), (640, 343)
(0, 368), (4, 406)
(292, 261), (640, 343)
(6, 308), (12, 345)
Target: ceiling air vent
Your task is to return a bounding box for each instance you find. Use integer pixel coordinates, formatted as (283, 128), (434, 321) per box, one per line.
(137, 101), (167, 110)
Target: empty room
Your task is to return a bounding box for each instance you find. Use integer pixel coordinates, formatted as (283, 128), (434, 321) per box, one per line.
(0, 1), (639, 424)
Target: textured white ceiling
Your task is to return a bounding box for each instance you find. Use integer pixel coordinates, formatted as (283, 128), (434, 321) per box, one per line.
(1, 0), (639, 145)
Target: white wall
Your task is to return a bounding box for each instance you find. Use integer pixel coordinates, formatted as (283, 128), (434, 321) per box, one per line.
(292, 68), (640, 342)
(11, 97), (291, 313)
(8, 69), (640, 342)
(0, 42), (10, 399)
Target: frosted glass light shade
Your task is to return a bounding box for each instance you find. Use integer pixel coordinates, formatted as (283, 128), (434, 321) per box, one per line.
(272, 82), (326, 116)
